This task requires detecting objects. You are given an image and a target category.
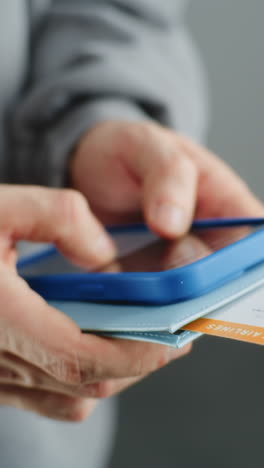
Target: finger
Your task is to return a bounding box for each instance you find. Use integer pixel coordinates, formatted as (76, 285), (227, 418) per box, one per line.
(143, 152), (198, 237)
(82, 344), (191, 398)
(0, 352), (90, 398)
(77, 336), (192, 382)
(0, 185), (116, 270)
(117, 124), (198, 237)
(0, 342), (190, 399)
(0, 358), (140, 399)
(0, 270), (89, 386)
(177, 136), (264, 218)
(83, 376), (143, 398)
(1, 268), (191, 388)
(0, 385), (96, 421)
(0, 351), (109, 399)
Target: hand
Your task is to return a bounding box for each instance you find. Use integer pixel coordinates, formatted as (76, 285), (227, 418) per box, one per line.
(71, 121), (264, 242)
(0, 185), (189, 421)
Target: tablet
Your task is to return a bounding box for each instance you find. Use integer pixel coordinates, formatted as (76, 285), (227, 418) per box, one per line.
(18, 218), (264, 305)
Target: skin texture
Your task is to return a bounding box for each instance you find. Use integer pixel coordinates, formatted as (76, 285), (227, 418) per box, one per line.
(1, 120), (264, 422)
(71, 121), (264, 235)
(0, 185), (190, 422)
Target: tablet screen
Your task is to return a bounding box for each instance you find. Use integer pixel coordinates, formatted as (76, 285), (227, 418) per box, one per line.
(18, 224), (262, 276)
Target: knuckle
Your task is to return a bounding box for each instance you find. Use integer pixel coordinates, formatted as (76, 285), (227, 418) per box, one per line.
(61, 340), (103, 386)
(0, 352), (36, 387)
(170, 150), (196, 176)
(55, 189), (88, 227)
(64, 357), (83, 385)
(44, 351), (84, 387)
(117, 121), (158, 155)
(78, 356), (102, 385)
(151, 144), (194, 178)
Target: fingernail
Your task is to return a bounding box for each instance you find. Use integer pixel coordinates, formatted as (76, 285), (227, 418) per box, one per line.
(151, 203), (184, 235)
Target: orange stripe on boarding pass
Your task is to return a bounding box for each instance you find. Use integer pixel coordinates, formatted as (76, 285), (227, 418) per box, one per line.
(182, 318), (264, 345)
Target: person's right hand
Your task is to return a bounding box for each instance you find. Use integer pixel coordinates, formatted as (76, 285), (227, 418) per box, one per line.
(0, 185), (190, 421)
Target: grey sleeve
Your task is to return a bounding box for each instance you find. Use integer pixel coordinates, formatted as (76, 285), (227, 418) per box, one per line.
(10, 0), (208, 187)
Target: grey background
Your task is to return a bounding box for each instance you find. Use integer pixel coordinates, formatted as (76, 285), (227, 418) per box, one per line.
(109, 1), (264, 467)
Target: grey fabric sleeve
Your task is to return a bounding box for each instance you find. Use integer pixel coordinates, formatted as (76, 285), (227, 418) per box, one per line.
(9, 0), (208, 187)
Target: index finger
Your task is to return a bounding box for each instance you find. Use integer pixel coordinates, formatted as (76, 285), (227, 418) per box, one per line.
(0, 185), (116, 269)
